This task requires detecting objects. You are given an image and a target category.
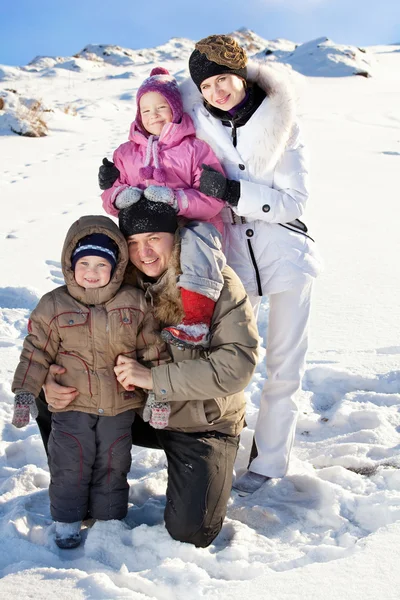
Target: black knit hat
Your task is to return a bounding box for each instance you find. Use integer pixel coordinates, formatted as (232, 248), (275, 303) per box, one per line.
(72, 233), (118, 271)
(189, 34), (248, 90)
(119, 197), (178, 238)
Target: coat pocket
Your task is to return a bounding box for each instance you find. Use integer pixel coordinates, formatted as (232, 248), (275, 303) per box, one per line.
(56, 311), (90, 348)
(55, 351), (93, 399)
(107, 307), (142, 347)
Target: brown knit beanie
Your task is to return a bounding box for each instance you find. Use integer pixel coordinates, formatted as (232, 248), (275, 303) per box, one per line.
(189, 35), (248, 90)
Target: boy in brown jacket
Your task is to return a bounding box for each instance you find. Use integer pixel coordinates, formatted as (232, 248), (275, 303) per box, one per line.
(12, 214), (168, 550)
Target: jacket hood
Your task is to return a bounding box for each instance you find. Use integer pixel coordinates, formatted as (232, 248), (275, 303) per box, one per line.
(128, 112), (196, 149)
(180, 60), (297, 175)
(62, 215), (129, 305)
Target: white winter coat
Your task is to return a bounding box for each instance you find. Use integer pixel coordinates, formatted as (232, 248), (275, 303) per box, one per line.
(182, 61), (323, 296)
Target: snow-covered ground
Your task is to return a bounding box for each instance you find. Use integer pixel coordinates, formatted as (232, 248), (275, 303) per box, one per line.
(1, 33), (400, 599)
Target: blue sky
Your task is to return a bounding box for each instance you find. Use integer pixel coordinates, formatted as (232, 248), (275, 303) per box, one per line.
(1, 0), (399, 66)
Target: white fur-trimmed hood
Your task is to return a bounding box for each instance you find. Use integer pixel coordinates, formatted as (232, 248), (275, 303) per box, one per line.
(180, 60), (297, 175)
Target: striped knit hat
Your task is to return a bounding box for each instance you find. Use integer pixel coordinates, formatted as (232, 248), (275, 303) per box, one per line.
(71, 233), (118, 271)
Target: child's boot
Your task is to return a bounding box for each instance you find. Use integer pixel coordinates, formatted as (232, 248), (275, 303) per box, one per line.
(55, 520), (82, 549)
(161, 288), (215, 349)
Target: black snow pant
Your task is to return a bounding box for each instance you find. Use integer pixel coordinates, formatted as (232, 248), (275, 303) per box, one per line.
(135, 425), (239, 548)
(48, 409), (135, 523)
(37, 391), (239, 547)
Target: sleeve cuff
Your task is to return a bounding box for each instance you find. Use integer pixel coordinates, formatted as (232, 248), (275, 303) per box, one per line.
(151, 365), (172, 402)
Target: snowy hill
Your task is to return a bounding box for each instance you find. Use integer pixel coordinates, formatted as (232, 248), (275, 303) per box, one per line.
(258, 36), (375, 77)
(23, 37), (196, 75)
(1, 28), (375, 80)
(75, 37), (195, 66)
(0, 30), (400, 600)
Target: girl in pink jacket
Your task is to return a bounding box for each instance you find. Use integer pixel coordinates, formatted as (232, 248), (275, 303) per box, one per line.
(101, 67), (226, 349)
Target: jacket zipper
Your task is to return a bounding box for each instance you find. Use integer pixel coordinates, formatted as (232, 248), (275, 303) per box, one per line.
(229, 124), (263, 296)
(231, 123), (237, 146)
(247, 239), (263, 296)
(90, 306), (100, 405)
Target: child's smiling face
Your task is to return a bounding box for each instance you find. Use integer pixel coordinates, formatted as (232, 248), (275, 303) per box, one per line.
(139, 91), (173, 136)
(74, 255), (112, 289)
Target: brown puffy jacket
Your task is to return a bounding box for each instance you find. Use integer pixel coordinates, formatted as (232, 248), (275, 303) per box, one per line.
(125, 236), (259, 436)
(12, 215), (167, 416)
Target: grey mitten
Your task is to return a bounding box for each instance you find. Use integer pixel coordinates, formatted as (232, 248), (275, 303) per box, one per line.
(144, 186), (178, 211)
(114, 186), (143, 210)
(12, 391), (39, 428)
(143, 392), (171, 430)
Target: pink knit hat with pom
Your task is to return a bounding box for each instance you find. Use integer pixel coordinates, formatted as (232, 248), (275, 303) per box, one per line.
(135, 67), (183, 183)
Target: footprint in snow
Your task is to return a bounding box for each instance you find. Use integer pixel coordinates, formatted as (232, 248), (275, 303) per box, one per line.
(0, 286), (39, 309)
(0, 340), (15, 348)
(45, 260), (64, 285)
(49, 271), (64, 285)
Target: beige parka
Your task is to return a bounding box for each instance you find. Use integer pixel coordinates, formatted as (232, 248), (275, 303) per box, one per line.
(125, 235), (259, 436)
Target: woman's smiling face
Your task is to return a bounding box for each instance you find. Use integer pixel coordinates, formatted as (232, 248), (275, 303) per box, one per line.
(200, 73), (246, 111)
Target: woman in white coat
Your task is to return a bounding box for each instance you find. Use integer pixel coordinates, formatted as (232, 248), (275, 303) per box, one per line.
(186, 35), (323, 494)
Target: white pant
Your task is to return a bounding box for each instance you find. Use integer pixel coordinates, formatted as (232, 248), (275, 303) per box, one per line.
(248, 279), (313, 478)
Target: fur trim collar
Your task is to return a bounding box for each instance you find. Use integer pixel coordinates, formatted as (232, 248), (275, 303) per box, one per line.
(180, 60), (296, 174)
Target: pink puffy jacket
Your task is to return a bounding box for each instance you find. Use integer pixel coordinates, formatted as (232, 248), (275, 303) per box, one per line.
(101, 113), (225, 232)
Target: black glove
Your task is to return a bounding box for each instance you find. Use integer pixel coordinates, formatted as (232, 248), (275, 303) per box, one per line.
(98, 158), (120, 190)
(200, 164), (241, 207)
